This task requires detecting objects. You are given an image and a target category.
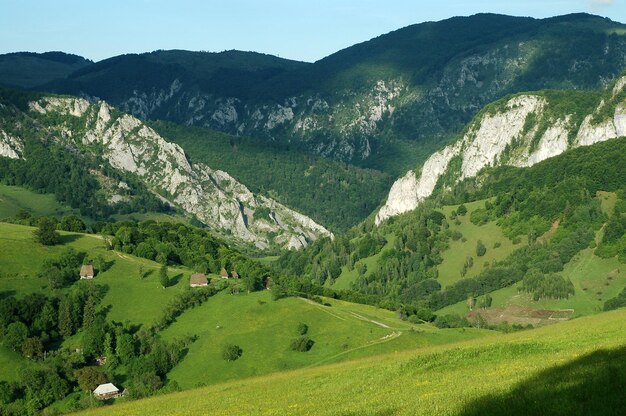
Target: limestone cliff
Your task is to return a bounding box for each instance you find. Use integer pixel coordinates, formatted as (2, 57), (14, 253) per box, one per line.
(376, 76), (626, 224)
(26, 97), (332, 249)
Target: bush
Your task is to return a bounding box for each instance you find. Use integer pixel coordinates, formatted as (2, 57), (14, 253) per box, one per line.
(290, 336), (314, 352)
(221, 344), (242, 361)
(297, 323), (309, 335)
(456, 204), (468, 216)
(451, 230), (463, 241)
(476, 240), (487, 257)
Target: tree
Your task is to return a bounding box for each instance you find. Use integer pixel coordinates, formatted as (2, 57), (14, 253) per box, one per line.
(297, 323), (309, 335)
(34, 217), (60, 246)
(476, 240), (487, 257)
(159, 265), (169, 288)
(82, 296), (97, 329)
(21, 337), (44, 359)
(221, 343), (242, 361)
(290, 336), (314, 352)
(116, 333), (135, 365)
(74, 367), (107, 392)
(456, 204), (468, 216)
(58, 298), (74, 337)
(4, 322), (28, 351)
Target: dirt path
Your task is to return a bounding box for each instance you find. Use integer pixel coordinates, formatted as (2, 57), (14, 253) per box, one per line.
(348, 311), (391, 328)
(299, 298), (347, 321)
(306, 331), (402, 368)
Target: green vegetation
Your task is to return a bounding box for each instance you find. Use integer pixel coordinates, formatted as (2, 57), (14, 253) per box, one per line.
(153, 121), (392, 232)
(0, 52), (91, 89)
(75, 308), (626, 416)
(0, 184), (76, 220)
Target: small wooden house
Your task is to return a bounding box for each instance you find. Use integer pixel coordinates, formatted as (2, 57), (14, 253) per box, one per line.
(93, 383), (121, 400)
(190, 273), (208, 287)
(80, 264), (95, 279)
(220, 268), (229, 279)
(231, 270), (239, 279)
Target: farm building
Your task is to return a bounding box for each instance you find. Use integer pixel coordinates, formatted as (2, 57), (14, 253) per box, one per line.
(190, 273), (208, 287)
(220, 268), (229, 279)
(93, 383), (121, 400)
(80, 264), (95, 279)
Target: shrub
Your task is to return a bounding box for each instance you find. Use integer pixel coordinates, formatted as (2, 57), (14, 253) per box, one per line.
(476, 240), (487, 257)
(290, 336), (314, 352)
(297, 323), (309, 335)
(456, 204), (468, 216)
(451, 230), (463, 241)
(221, 344), (242, 361)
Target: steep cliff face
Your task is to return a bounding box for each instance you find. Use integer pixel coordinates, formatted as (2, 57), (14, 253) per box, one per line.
(375, 76), (626, 224)
(26, 97), (332, 249)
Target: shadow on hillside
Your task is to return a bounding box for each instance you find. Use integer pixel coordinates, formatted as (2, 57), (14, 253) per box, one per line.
(59, 233), (83, 244)
(169, 273), (183, 286)
(457, 345), (626, 416)
(0, 290), (16, 299)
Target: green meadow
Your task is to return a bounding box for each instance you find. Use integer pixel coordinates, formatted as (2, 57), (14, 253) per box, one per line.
(0, 183), (76, 219)
(74, 307), (626, 416)
(160, 290), (486, 388)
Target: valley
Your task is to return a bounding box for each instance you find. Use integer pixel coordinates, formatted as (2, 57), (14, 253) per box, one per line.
(0, 9), (626, 416)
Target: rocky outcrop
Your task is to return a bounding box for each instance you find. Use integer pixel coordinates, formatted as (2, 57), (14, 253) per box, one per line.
(0, 130), (23, 159)
(28, 97), (332, 249)
(376, 76), (626, 224)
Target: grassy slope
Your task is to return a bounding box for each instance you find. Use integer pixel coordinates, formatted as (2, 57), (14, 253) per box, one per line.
(0, 183), (77, 219)
(0, 222), (196, 326)
(437, 200), (525, 288)
(437, 192), (625, 317)
(75, 307), (626, 416)
(0, 222), (489, 389)
(328, 235), (396, 291)
(161, 290), (485, 388)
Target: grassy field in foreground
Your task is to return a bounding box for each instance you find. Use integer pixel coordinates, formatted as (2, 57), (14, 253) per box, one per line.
(161, 291), (487, 388)
(75, 307), (626, 416)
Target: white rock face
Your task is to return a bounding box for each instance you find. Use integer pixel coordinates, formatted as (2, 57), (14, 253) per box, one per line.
(575, 104), (626, 147)
(0, 131), (23, 159)
(29, 97), (332, 249)
(460, 95), (544, 178)
(376, 77), (626, 224)
(515, 118), (570, 167)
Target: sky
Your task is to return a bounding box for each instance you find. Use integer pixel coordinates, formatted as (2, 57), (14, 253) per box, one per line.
(0, 0), (625, 63)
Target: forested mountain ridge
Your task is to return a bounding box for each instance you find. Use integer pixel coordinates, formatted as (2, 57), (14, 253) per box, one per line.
(0, 91), (331, 250)
(376, 73), (626, 224)
(8, 13), (626, 173)
(0, 52), (92, 89)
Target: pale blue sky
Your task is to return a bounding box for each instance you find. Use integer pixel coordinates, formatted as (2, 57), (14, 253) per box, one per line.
(0, 0), (624, 62)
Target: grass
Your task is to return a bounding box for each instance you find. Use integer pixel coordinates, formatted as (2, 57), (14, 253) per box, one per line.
(0, 346), (39, 382)
(0, 222), (197, 326)
(328, 235), (396, 290)
(438, 200), (524, 288)
(74, 307), (626, 416)
(437, 240), (625, 319)
(0, 183), (77, 219)
(160, 290), (486, 388)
